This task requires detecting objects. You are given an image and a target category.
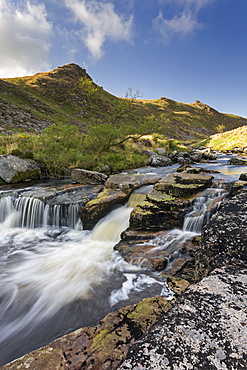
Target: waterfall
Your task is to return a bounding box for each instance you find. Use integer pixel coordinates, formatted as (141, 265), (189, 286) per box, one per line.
(0, 187), (171, 366)
(43, 203), (82, 230)
(183, 188), (226, 233)
(0, 193), (82, 230)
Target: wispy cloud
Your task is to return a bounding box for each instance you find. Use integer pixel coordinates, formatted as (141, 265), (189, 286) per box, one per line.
(154, 0), (215, 42)
(0, 0), (52, 78)
(64, 0), (134, 58)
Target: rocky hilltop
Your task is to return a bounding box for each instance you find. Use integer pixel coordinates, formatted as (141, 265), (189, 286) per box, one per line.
(0, 63), (246, 139)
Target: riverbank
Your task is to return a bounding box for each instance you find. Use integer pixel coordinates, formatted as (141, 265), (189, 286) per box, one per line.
(2, 188), (246, 369)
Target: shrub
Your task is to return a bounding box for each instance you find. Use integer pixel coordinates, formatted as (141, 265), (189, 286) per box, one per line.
(34, 123), (82, 177)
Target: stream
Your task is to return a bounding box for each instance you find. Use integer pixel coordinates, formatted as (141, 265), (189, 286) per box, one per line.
(0, 153), (246, 366)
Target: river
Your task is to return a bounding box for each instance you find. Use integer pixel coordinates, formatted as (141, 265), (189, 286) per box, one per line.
(0, 153), (245, 366)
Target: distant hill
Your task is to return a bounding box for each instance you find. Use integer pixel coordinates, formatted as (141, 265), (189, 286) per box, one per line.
(0, 63), (246, 141)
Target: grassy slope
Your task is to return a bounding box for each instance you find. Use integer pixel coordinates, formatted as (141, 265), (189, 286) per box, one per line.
(203, 125), (247, 150)
(1, 63), (246, 141)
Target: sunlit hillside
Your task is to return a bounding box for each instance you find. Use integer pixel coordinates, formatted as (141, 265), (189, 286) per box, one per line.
(1, 63), (246, 141)
(203, 125), (247, 150)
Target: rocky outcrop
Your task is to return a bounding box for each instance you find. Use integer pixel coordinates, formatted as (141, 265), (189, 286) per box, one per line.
(128, 171), (213, 231)
(201, 189), (247, 268)
(71, 169), (108, 184)
(239, 172), (247, 181)
(129, 192), (190, 231)
(79, 173), (162, 229)
(0, 93), (51, 134)
(120, 265), (247, 369)
(115, 229), (200, 272)
(0, 155), (41, 183)
(145, 148), (217, 167)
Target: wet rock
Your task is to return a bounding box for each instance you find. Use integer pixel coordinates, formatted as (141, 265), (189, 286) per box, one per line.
(178, 165), (220, 175)
(129, 193), (190, 231)
(71, 169), (108, 184)
(228, 180), (247, 196)
(154, 172), (213, 198)
(227, 156), (247, 165)
(239, 172), (247, 181)
(115, 234), (170, 270)
(201, 190), (247, 267)
(0, 155), (41, 183)
(104, 173), (161, 194)
(198, 147), (217, 160)
(116, 228), (201, 276)
(147, 155), (172, 167)
(79, 188), (129, 229)
(120, 265), (247, 369)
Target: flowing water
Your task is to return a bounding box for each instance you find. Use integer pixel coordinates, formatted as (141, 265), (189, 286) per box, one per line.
(0, 191), (171, 366)
(0, 154), (245, 366)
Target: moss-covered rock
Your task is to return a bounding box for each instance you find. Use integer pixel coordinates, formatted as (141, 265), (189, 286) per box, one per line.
(79, 188), (129, 229)
(129, 194), (190, 231)
(154, 172), (213, 198)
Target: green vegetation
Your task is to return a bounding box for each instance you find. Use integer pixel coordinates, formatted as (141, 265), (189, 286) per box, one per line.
(34, 123), (83, 177)
(201, 125), (247, 150)
(0, 63), (246, 177)
(0, 122), (186, 177)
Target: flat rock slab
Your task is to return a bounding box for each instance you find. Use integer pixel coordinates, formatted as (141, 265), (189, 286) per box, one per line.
(120, 265), (247, 369)
(154, 172), (213, 198)
(0, 155), (40, 183)
(105, 173), (161, 194)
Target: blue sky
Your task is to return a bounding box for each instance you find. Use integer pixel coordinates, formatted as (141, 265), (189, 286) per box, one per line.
(0, 0), (246, 117)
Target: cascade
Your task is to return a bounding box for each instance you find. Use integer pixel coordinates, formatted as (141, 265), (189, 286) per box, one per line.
(182, 188), (227, 233)
(0, 187), (170, 366)
(0, 161), (238, 367)
(0, 192), (82, 230)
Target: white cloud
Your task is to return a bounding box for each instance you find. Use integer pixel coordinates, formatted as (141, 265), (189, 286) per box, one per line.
(0, 0), (52, 78)
(154, 9), (201, 41)
(154, 0), (215, 41)
(65, 0), (134, 58)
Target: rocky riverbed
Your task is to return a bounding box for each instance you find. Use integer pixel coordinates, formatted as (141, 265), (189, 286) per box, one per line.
(1, 163), (247, 369)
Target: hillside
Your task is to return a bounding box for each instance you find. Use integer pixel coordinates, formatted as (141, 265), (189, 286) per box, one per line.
(0, 63), (246, 140)
(204, 125), (247, 150)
